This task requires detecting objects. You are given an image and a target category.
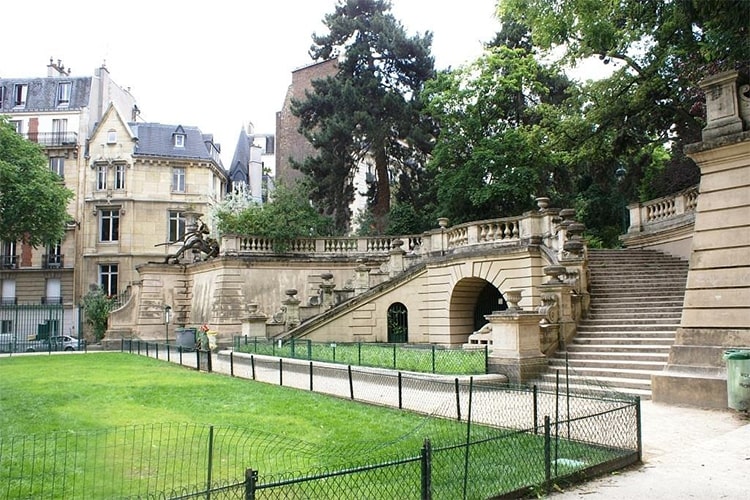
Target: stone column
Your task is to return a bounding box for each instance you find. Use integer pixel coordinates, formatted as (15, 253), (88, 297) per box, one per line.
(388, 239), (406, 278)
(241, 302), (268, 338)
(319, 272), (336, 309)
(282, 289), (301, 329)
(486, 291), (547, 383)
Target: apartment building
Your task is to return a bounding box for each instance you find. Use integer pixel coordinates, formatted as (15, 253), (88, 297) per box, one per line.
(0, 60), (226, 341)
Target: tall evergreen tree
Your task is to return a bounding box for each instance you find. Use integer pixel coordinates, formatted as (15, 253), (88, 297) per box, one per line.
(292, 0), (436, 233)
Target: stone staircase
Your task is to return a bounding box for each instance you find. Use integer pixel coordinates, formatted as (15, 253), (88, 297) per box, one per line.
(537, 248), (689, 399)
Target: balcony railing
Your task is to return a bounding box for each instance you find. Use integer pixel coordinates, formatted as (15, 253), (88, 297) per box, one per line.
(626, 185), (699, 233)
(43, 254), (64, 269)
(24, 132), (79, 146)
(41, 296), (63, 305)
(1, 255), (18, 269)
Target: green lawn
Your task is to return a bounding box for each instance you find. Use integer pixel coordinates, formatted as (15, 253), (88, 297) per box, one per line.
(0, 353), (629, 499)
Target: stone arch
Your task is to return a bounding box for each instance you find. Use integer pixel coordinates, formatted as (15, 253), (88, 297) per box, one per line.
(448, 277), (506, 345)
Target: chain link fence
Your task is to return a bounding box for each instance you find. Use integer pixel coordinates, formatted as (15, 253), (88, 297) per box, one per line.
(2, 342), (640, 498)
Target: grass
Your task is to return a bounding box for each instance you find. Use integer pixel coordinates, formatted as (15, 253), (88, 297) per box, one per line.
(235, 337), (488, 375)
(0, 353), (630, 499)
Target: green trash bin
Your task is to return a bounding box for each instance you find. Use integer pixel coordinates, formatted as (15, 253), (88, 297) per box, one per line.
(723, 350), (750, 411)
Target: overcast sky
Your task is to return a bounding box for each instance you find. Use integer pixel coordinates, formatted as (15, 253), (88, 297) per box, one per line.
(1, 0), (500, 165)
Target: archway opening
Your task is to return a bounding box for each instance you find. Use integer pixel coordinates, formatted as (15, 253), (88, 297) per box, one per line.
(387, 302), (408, 343)
(473, 282), (506, 331)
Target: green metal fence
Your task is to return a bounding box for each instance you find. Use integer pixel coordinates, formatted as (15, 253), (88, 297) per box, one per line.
(233, 336), (489, 375)
(1, 367), (641, 499)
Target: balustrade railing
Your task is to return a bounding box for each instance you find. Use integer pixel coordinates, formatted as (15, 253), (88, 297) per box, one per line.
(627, 185), (699, 232)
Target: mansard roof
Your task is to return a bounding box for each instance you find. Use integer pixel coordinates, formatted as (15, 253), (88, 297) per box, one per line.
(0, 76), (92, 112)
(130, 122), (219, 163)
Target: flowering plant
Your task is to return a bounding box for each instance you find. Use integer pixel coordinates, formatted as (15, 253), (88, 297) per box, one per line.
(200, 324), (210, 333)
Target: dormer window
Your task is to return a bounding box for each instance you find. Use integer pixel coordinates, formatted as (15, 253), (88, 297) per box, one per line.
(13, 84), (27, 107)
(174, 134), (185, 148)
(107, 129), (117, 144)
(56, 82), (72, 107)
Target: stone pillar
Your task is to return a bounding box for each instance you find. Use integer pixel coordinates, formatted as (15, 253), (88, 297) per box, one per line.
(319, 272), (336, 309)
(700, 71), (744, 141)
(354, 260), (370, 295)
(282, 289), (301, 329)
(241, 302), (268, 338)
(652, 70), (750, 409)
(539, 265), (576, 349)
(485, 291), (547, 383)
(388, 239), (406, 278)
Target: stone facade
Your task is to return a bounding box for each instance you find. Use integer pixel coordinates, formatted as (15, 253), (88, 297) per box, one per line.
(651, 71), (750, 408)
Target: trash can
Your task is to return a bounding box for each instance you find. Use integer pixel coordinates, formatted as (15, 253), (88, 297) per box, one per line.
(723, 349), (750, 411)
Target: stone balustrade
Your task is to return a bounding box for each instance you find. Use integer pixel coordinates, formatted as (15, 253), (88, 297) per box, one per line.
(626, 185), (699, 233)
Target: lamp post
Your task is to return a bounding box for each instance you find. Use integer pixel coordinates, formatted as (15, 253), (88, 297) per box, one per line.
(164, 305), (172, 344)
(615, 163), (628, 232)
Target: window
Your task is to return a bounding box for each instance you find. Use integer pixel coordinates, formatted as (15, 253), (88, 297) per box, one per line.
(45, 242), (62, 268)
(99, 209), (120, 242)
(56, 82), (71, 107)
(168, 211), (186, 242)
(1, 320), (12, 334)
(44, 278), (62, 304)
(114, 164), (126, 190)
(51, 119), (67, 144)
(172, 167), (186, 192)
(13, 84), (27, 107)
(1, 279), (16, 305)
(107, 129), (117, 144)
(174, 134), (185, 147)
(96, 165), (107, 190)
(9, 120), (22, 134)
(50, 157), (65, 178)
(99, 264), (119, 297)
(2, 241), (17, 269)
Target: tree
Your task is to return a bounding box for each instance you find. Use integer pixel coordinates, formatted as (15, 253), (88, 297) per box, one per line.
(498, 0), (750, 201)
(292, 0), (436, 233)
(423, 45), (575, 224)
(82, 286), (115, 341)
(0, 117), (74, 246)
(213, 182), (334, 251)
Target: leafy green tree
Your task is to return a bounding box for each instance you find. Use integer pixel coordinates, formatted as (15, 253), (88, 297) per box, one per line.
(0, 117), (74, 246)
(423, 46), (574, 224)
(214, 182), (334, 251)
(82, 286), (115, 341)
(292, 0), (436, 233)
(498, 0), (750, 201)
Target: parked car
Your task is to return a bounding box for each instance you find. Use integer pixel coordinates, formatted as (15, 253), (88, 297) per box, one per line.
(25, 335), (85, 352)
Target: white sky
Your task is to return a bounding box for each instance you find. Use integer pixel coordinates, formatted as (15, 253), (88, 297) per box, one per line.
(1, 0), (500, 165)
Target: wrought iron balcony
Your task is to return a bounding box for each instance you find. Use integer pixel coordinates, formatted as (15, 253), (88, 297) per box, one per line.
(24, 132), (79, 146)
(1, 255), (18, 269)
(41, 296), (63, 305)
(43, 254), (64, 269)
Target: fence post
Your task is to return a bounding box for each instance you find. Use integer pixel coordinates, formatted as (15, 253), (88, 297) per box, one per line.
(230, 351), (234, 377)
(207, 350), (213, 373)
(207, 425), (215, 496)
(398, 372), (403, 409)
(636, 396), (643, 462)
(544, 416), (551, 495)
(533, 385), (539, 434)
(455, 378), (461, 422)
(462, 377), (474, 500)
(279, 358), (283, 386)
(358, 342), (362, 365)
(179, 346), (183, 365)
(251, 355), (256, 379)
(309, 361), (314, 391)
(431, 345), (436, 374)
(484, 345), (489, 374)
(245, 468), (257, 500)
(421, 438), (432, 500)
(291, 338), (295, 359)
(307, 339), (312, 361)
(348, 365), (354, 399)
(392, 343), (397, 369)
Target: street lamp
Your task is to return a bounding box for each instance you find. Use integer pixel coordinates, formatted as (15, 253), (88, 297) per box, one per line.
(615, 163), (628, 232)
(164, 305), (172, 344)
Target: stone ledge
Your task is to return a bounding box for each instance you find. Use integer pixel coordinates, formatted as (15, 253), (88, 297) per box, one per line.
(652, 370), (728, 409)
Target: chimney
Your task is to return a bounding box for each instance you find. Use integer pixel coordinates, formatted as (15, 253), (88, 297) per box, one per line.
(47, 57), (69, 77)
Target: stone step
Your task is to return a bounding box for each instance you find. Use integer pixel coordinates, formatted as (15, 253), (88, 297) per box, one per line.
(549, 357), (667, 371)
(579, 317), (681, 325)
(565, 344), (672, 354)
(561, 351), (669, 362)
(576, 325), (679, 333)
(573, 334), (674, 343)
(535, 373), (654, 394)
(586, 311), (682, 320)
